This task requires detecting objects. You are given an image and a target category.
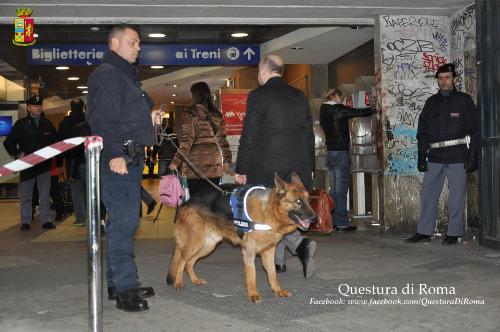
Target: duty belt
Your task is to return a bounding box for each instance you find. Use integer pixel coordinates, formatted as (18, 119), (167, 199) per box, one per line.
(122, 140), (145, 165)
(429, 136), (470, 149)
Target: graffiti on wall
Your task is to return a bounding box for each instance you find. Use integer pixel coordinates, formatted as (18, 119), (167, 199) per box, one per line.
(379, 15), (450, 176)
(450, 4), (476, 98)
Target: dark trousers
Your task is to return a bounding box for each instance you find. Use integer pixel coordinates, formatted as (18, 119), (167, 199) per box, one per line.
(101, 160), (143, 292)
(157, 159), (172, 177)
(50, 175), (65, 218)
(32, 175), (64, 220)
(187, 177), (220, 197)
(141, 186), (154, 206)
(417, 162), (466, 236)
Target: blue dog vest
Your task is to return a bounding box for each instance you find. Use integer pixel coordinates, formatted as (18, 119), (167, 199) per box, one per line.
(230, 185), (271, 238)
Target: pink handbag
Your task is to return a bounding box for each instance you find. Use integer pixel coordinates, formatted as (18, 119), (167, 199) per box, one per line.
(159, 173), (185, 207)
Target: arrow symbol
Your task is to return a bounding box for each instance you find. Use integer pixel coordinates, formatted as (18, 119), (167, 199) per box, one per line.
(243, 48), (255, 60)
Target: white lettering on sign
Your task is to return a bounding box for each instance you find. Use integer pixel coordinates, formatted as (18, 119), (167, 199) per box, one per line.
(31, 48), (104, 64)
(175, 49), (189, 59)
(190, 48), (221, 59)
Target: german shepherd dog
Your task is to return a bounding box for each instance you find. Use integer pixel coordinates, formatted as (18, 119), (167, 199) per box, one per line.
(167, 173), (316, 303)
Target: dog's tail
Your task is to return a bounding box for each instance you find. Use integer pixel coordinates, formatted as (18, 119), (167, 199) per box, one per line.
(166, 244), (181, 285)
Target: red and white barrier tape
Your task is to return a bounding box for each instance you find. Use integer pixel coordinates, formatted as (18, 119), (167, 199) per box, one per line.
(0, 136), (102, 177)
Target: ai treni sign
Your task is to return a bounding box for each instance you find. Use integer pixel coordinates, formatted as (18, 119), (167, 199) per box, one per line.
(27, 44), (260, 66)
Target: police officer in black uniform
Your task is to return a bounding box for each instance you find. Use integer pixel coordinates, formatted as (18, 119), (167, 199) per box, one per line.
(3, 95), (59, 231)
(405, 63), (479, 245)
(87, 24), (155, 312)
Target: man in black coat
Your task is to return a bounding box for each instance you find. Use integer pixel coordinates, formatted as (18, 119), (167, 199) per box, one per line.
(87, 24), (155, 312)
(235, 54), (317, 278)
(59, 98), (89, 226)
(3, 95), (58, 230)
(405, 63), (480, 245)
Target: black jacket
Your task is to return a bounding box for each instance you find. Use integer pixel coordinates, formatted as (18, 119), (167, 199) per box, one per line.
(3, 112), (58, 181)
(236, 77), (314, 190)
(417, 89), (479, 163)
(86, 51), (154, 161)
(157, 131), (178, 161)
(319, 101), (376, 151)
(58, 110), (89, 178)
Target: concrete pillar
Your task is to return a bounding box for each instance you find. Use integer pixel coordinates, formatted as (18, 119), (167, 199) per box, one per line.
(375, 6), (478, 234)
(375, 14), (451, 233)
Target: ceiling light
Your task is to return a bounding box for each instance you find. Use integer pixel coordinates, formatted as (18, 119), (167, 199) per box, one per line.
(290, 47), (303, 50)
(148, 33), (166, 38)
(67, 77), (79, 81)
(151, 65), (164, 69)
(56, 66), (69, 70)
(231, 32), (248, 38)
(34, 33), (39, 38)
(170, 101), (174, 104)
(77, 86), (87, 89)
(172, 94), (176, 97)
(82, 90), (88, 94)
(173, 84), (179, 88)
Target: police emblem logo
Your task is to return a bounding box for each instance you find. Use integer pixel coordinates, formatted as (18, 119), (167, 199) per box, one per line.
(13, 8), (36, 47)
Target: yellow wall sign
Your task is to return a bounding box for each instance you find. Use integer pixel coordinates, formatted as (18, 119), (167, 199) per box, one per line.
(13, 8), (36, 46)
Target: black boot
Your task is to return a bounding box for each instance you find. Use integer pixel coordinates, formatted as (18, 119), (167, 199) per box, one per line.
(109, 286), (155, 300)
(275, 264), (287, 273)
(147, 200), (157, 215)
(442, 235), (459, 245)
(116, 288), (149, 312)
(404, 233), (431, 243)
(296, 238), (317, 279)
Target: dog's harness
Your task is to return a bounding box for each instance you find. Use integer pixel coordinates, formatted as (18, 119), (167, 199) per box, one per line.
(230, 185), (271, 239)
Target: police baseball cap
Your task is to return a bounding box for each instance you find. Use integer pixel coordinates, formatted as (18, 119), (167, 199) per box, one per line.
(435, 63), (456, 78)
(27, 95), (43, 105)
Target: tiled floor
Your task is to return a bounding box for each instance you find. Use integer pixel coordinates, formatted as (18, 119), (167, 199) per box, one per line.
(1, 178), (177, 242)
(1, 178), (500, 331)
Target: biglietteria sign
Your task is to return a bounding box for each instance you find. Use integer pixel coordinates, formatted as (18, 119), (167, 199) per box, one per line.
(28, 44), (260, 66)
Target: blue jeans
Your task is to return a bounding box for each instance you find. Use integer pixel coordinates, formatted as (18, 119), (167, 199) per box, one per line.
(327, 151), (351, 227)
(101, 160), (143, 292)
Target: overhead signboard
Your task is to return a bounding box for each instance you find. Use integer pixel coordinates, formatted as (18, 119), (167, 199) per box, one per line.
(27, 44), (260, 66)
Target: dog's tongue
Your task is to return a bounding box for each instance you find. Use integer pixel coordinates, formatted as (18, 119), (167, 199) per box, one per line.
(298, 218), (310, 230)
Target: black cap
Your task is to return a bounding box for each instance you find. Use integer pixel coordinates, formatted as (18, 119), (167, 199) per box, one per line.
(27, 95), (43, 105)
(435, 63), (456, 78)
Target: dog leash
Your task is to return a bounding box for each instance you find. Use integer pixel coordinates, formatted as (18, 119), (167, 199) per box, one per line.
(165, 133), (230, 195)
(154, 104), (230, 195)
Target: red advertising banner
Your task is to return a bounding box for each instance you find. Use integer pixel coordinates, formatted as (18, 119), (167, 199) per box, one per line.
(220, 91), (249, 136)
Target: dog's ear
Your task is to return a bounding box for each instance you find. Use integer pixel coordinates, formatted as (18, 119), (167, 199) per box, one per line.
(290, 172), (304, 186)
(274, 172), (286, 197)
(274, 172), (285, 189)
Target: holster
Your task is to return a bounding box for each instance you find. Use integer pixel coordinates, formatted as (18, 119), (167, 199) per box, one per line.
(122, 140), (145, 166)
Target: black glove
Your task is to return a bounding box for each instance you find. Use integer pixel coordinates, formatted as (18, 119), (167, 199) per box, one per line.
(464, 150), (478, 173)
(417, 154), (428, 172)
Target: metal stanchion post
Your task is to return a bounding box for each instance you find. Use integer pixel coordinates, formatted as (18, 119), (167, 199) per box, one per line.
(85, 136), (103, 332)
